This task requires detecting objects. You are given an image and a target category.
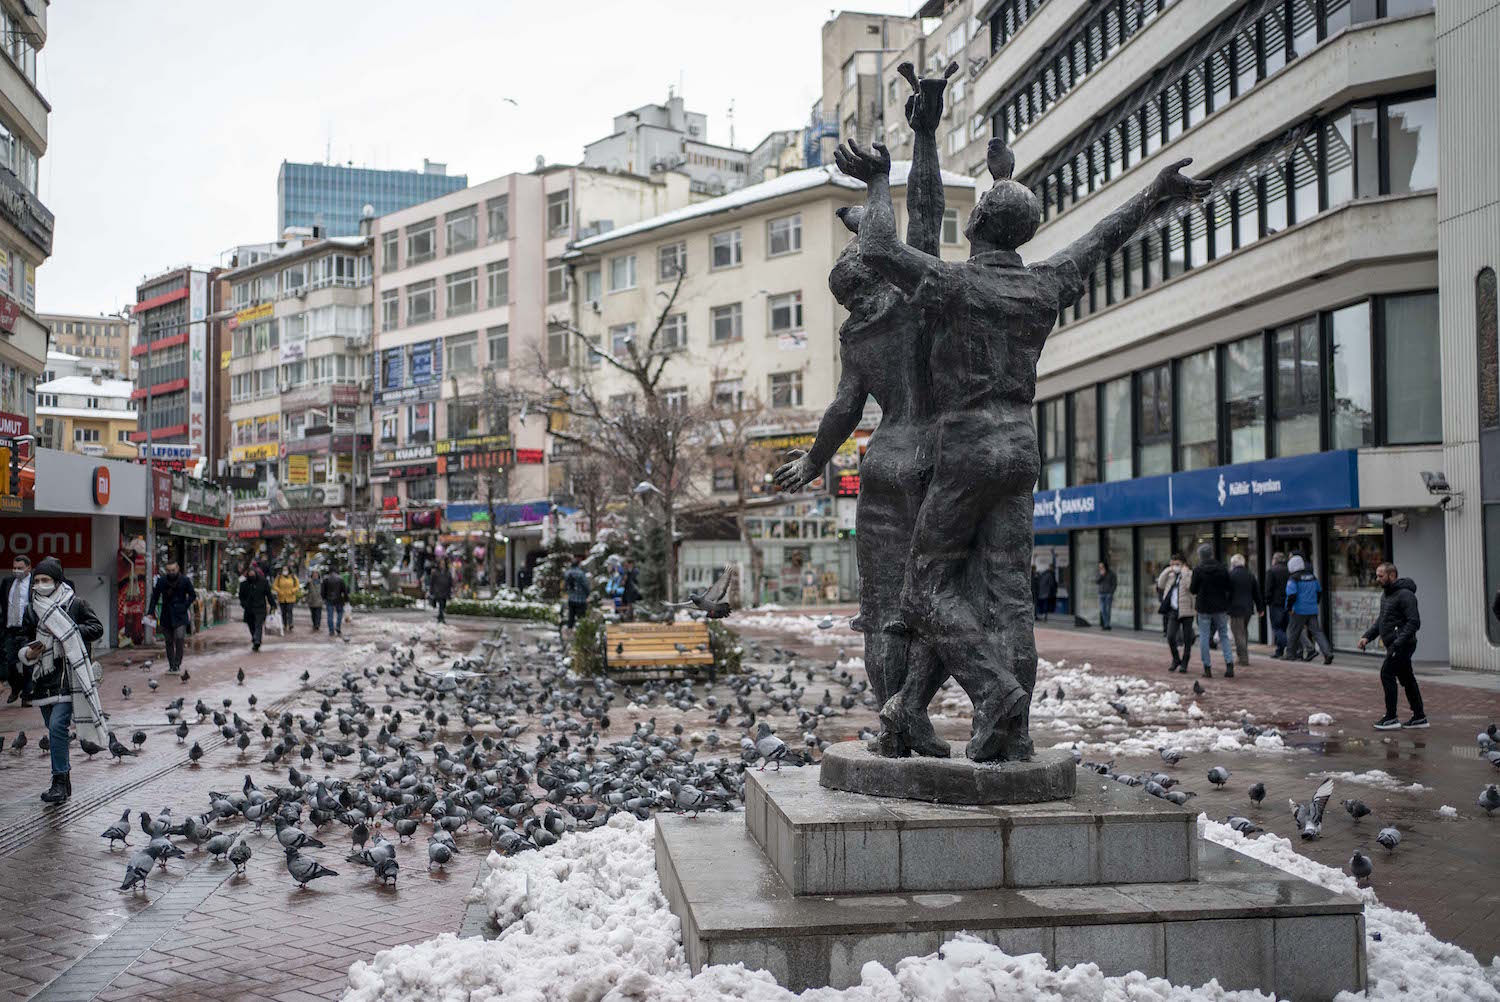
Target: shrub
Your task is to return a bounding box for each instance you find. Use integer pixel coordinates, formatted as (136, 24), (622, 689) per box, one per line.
(349, 591), (415, 609)
(571, 608), (606, 675)
(446, 598), (559, 624)
(707, 620), (744, 674)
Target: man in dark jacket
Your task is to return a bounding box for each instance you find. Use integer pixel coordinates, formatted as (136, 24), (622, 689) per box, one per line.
(1227, 554), (1264, 670)
(1263, 552), (1291, 658)
(148, 559), (197, 673)
(321, 569), (349, 636)
(427, 559), (453, 624)
(1095, 562), (1117, 631)
(1189, 543), (1234, 678)
(3, 554), (32, 703)
(238, 565), (270, 651)
(1359, 562), (1426, 730)
(1036, 565), (1057, 622)
(620, 559), (641, 621)
(563, 555), (590, 629)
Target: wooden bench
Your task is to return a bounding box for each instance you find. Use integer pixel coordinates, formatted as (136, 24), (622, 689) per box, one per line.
(604, 622), (715, 678)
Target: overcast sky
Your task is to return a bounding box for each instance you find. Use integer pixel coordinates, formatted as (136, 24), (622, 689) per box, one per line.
(38, 0), (922, 315)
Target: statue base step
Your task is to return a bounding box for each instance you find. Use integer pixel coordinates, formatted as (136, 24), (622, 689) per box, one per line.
(818, 741), (1076, 804)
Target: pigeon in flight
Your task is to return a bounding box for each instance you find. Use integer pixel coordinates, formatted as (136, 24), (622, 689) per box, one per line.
(662, 566), (733, 619)
(1293, 778), (1334, 840)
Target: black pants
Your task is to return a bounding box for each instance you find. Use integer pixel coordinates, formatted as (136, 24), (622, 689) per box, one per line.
(1380, 645), (1424, 718)
(247, 613), (264, 647)
(1287, 612), (1330, 659)
(434, 597), (447, 623)
(280, 604), (295, 631)
(310, 606), (322, 630)
(1165, 613), (1195, 666)
(567, 600), (586, 628)
(165, 625), (186, 671)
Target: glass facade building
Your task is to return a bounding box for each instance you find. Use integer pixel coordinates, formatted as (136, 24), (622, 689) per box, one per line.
(276, 162), (468, 237)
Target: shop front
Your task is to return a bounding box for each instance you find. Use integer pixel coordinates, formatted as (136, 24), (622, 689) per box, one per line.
(1034, 450), (1411, 653)
(165, 473), (232, 626)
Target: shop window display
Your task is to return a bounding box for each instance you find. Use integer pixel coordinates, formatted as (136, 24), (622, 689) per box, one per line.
(1327, 513), (1385, 647)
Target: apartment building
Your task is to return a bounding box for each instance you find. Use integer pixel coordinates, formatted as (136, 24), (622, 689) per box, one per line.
(880, 1), (993, 179)
(963, 0), (1499, 666)
(0, 0), (52, 444)
(221, 236), (374, 511)
(583, 95), (750, 197)
(131, 267), (221, 465)
(35, 368), (137, 459)
(820, 10), (924, 161)
(41, 313), (130, 377)
(567, 161), (975, 605)
(369, 165), (692, 515)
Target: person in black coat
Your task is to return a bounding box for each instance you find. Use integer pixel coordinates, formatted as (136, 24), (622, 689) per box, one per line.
(1359, 562), (1425, 729)
(1096, 561), (1117, 630)
(148, 558), (198, 673)
(1036, 565), (1058, 622)
(427, 559), (453, 624)
(1189, 543), (1234, 677)
(2, 554), (33, 703)
(320, 569), (349, 636)
(238, 564), (270, 652)
(1263, 552), (1291, 658)
(1226, 554), (1265, 669)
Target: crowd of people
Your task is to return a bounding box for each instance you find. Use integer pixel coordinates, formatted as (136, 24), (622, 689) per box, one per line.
(233, 558), (350, 652)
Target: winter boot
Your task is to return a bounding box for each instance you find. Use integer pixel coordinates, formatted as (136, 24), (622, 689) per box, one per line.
(40, 773), (70, 804)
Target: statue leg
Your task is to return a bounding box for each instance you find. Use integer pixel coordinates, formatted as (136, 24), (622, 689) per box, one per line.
(966, 492), (1038, 761)
(877, 636), (951, 757)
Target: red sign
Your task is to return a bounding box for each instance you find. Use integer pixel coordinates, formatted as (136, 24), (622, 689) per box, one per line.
(92, 466), (112, 505)
(0, 412), (26, 437)
(0, 295), (19, 333)
(381, 495), (400, 510)
(0, 516), (94, 569)
(514, 448), (544, 464)
(151, 468), (173, 518)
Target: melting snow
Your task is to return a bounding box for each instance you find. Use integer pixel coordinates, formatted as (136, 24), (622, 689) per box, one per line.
(1320, 770), (1427, 794)
(1308, 712), (1334, 726)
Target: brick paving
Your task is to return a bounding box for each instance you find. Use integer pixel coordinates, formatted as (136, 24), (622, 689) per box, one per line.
(2, 606), (1498, 1002)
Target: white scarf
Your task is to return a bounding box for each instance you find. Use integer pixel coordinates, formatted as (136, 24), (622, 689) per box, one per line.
(32, 582), (108, 747)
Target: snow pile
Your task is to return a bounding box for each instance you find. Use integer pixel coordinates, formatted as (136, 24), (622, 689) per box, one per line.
(736, 612), (858, 644)
(345, 815), (1500, 1002)
(1320, 770), (1427, 794)
(1438, 805), (1459, 818)
(1308, 712), (1334, 726)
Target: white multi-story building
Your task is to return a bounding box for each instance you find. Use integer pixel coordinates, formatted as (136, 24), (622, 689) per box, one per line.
(35, 368), (137, 459)
(964, 0), (1500, 667)
(583, 95), (750, 197)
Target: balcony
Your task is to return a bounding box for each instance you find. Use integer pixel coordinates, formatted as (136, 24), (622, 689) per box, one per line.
(0, 40), (46, 154)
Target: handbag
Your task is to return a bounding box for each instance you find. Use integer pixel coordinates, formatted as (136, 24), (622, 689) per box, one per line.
(1157, 573), (1179, 616)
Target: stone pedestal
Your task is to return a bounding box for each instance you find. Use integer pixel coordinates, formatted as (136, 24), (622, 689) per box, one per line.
(656, 759), (1366, 998)
(819, 742), (1076, 804)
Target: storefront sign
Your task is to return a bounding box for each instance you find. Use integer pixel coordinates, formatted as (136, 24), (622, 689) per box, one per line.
(92, 466), (111, 505)
(378, 461), (437, 480)
(0, 166), (54, 256)
(0, 411), (26, 437)
(188, 272), (208, 456)
(1032, 451), (1361, 532)
(234, 302), (274, 326)
(258, 508), (331, 537)
(445, 499), (556, 524)
(152, 468), (173, 517)
(139, 443), (197, 460)
(229, 443), (279, 463)
(232, 497), (272, 517)
(285, 432), (370, 456)
(286, 454), (310, 485)
(0, 516), (92, 568)
(0, 294), (19, 333)
(513, 448), (544, 464)
(34, 450), (148, 518)
(281, 383), (362, 411)
(375, 443), (435, 465)
(435, 433), (511, 456)
(376, 511), (405, 529)
(407, 509), (441, 530)
(451, 451), (507, 472)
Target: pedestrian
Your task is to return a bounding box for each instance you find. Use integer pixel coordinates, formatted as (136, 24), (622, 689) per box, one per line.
(563, 555), (589, 629)
(1156, 553), (1196, 673)
(1037, 565), (1057, 622)
(147, 558), (197, 674)
(1189, 543), (1234, 678)
(3, 554), (32, 703)
(1284, 554), (1333, 664)
(321, 566), (348, 636)
(1263, 552), (1291, 658)
(272, 566), (300, 634)
(19, 557), (105, 804)
(305, 569), (324, 631)
(620, 558), (641, 621)
(1227, 553), (1264, 670)
(238, 564), (270, 652)
(1095, 560), (1117, 630)
(1360, 562), (1426, 730)
(427, 558), (452, 624)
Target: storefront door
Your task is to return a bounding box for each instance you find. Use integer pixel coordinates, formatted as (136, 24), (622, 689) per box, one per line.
(1327, 513), (1386, 649)
(1105, 528), (1134, 630)
(1138, 525), (1171, 632)
(1221, 519), (1261, 641)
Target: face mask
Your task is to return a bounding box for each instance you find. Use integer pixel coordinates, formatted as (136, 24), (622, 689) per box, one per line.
(33, 581), (55, 596)
(12, 569), (24, 578)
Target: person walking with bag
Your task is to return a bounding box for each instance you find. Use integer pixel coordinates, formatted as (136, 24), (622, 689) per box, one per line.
(147, 558), (197, 674)
(1156, 554), (1196, 673)
(305, 569), (324, 632)
(19, 558), (105, 804)
(272, 566), (300, 634)
(1284, 555), (1333, 664)
(238, 564), (270, 652)
(1227, 554), (1264, 670)
(1360, 562), (1426, 730)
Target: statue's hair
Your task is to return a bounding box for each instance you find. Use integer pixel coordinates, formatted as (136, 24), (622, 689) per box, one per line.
(966, 180), (1041, 250)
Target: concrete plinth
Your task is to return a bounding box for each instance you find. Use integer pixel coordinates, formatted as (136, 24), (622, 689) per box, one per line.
(819, 742), (1076, 804)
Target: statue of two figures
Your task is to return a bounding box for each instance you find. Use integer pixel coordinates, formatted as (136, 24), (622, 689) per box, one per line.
(774, 64), (1210, 763)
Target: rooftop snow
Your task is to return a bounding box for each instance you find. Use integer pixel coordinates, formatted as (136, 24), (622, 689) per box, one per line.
(36, 375), (135, 397)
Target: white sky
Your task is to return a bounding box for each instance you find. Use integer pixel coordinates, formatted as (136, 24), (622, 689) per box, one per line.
(38, 0), (921, 316)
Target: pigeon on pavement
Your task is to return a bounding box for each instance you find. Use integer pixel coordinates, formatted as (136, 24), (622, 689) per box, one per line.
(284, 847), (338, 888)
(101, 809), (131, 848)
(1376, 827), (1401, 852)
(1478, 784), (1500, 815)
(1343, 798), (1371, 822)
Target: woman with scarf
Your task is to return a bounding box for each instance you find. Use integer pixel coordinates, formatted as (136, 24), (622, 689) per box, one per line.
(19, 557), (105, 804)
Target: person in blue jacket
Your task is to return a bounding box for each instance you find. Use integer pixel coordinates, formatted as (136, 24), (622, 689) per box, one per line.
(1284, 554), (1332, 665)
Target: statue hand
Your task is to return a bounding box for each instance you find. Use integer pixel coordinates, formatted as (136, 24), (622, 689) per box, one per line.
(903, 61), (959, 134)
(772, 451), (819, 494)
(834, 140), (891, 184)
(1154, 158), (1213, 204)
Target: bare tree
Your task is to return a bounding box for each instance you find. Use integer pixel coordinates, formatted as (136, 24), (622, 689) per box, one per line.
(564, 455), (613, 545)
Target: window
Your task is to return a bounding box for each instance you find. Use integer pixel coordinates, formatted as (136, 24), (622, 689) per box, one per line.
(447, 396), (483, 437)
(710, 229), (742, 269)
(445, 206), (478, 255)
(658, 242), (687, 280)
(407, 476), (437, 502)
(1101, 376), (1132, 481)
(660, 313), (687, 352)
(712, 377), (743, 411)
(1137, 364), (1172, 476)
(546, 322), (568, 369)
(1224, 334), (1266, 462)
(1273, 318), (1321, 456)
(406, 219), (436, 264)
(942, 208), (961, 245)
(712, 466), (737, 493)
(407, 402), (434, 441)
(768, 292), (803, 333)
(381, 231), (399, 272)
(406, 280), (435, 324)
(548, 259), (568, 303)
(609, 323), (637, 359)
(663, 386), (688, 412)
(1329, 302), (1373, 449)
(379, 410), (398, 443)
(547, 190), (571, 237)
(379, 289), (399, 332)
(487, 196), (510, 241)
(583, 269), (601, 302)
(1177, 349), (1218, 470)
(282, 261), (306, 295)
(769, 371), (803, 409)
(446, 269), (478, 316)
(711, 303), (743, 343)
(118, 430), (131, 443)
(1038, 398), (1065, 488)
(767, 215), (802, 257)
(609, 255), (637, 291)
(1384, 96), (1437, 194)
(486, 260), (509, 308)
(487, 325), (509, 368)
(280, 360), (306, 387)
(74, 427), (100, 443)
(446, 332), (478, 373)
(447, 472), (478, 501)
(1381, 292), (1441, 444)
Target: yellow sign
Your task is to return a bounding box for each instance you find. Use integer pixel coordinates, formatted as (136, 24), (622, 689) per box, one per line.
(220, 349), (232, 370)
(286, 454), (309, 485)
(229, 443), (278, 463)
(234, 302), (274, 325)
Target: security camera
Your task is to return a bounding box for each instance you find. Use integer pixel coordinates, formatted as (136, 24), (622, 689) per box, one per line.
(1420, 471), (1450, 494)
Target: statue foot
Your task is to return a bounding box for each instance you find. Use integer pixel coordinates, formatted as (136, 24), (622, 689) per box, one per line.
(966, 683), (1033, 763)
(878, 692), (950, 758)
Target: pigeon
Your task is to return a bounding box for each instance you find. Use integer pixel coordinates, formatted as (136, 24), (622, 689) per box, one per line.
(1348, 850), (1373, 881)
(108, 731), (136, 760)
(101, 809), (131, 848)
(284, 847), (338, 888)
(175, 722), (190, 742)
(1192, 680), (1205, 696)
(9, 731), (25, 755)
(1478, 784), (1500, 815)
(1207, 766), (1231, 789)
(120, 849), (154, 892)
(427, 839), (453, 870)
(131, 730), (147, 752)
(817, 615), (834, 630)
(227, 835), (252, 874)
(121, 684), (131, 699)
(1376, 826), (1401, 852)
(79, 737), (105, 759)
(662, 566), (733, 619)
(275, 819), (325, 850)
(754, 722), (787, 771)
(203, 832), (234, 860)
(237, 666), (245, 685)
(189, 741), (203, 765)
(1164, 790), (1196, 806)
(1293, 778), (1334, 840)
(374, 855), (399, 885)
(1107, 700), (1129, 717)
(1248, 782), (1266, 806)
(1159, 747), (1184, 766)
(1343, 798), (1371, 822)
(1226, 816), (1262, 835)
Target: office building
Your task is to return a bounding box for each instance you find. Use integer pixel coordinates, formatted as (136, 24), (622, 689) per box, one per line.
(880, 1), (992, 178)
(41, 312), (130, 377)
(35, 368), (137, 459)
(819, 10), (923, 164)
(568, 161), (975, 605)
(277, 159), (468, 237)
(130, 266), (221, 466)
(583, 95), (750, 197)
(964, 0), (1499, 667)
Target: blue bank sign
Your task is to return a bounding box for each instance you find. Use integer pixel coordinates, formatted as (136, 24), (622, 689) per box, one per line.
(1032, 450), (1359, 531)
